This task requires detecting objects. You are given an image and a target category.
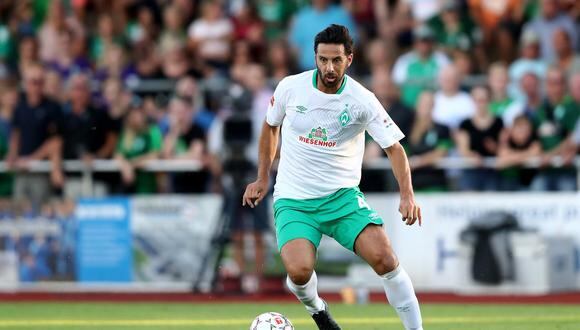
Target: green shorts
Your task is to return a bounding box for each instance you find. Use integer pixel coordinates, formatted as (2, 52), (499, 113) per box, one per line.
(273, 187), (383, 252)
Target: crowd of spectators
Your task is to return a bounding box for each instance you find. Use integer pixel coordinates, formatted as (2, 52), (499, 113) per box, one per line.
(0, 0), (578, 207)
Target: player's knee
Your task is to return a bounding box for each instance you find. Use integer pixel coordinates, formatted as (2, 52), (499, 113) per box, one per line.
(286, 264), (313, 285)
(371, 252), (398, 275)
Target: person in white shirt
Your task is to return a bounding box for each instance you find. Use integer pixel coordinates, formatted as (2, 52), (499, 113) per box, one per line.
(242, 24), (423, 330)
(432, 64), (476, 128)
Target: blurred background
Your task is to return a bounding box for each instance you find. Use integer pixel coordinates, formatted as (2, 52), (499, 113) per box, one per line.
(0, 0), (579, 316)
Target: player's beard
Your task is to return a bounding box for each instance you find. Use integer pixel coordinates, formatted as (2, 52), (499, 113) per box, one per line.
(317, 68), (343, 89)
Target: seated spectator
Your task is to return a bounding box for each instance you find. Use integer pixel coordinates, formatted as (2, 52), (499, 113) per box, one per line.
(503, 72), (543, 126)
(266, 39), (297, 84)
(508, 30), (547, 101)
(161, 45), (190, 80)
(38, 0), (68, 63)
(522, 0), (577, 62)
(289, 0), (357, 71)
(488, 63), (513, 117)
(429, 0), (477, 55)
(455, 86), (504, 191)
(45, 29), (91, 81)
(551, 28), (580, 76)
(561, 73), (580, 164)
(364, 39), (394, 78)
(496, 115), (542, 190)
(159, 4), (187, 55)
(432, 64), (476, 128)
(101, 78), (132, 128)
(7, 63), (63, 208)
(90, 14), (121, 65)
(12, 35), (39, 79)
(162, 97), (208, 193)
(529, 67), (577, 191)
(392, 25), (450, 108)
(406, 91), (452, 191)
(231, 1), (264, 49)
(188, 0), (233, 71)
(43, 68), (64, 103)
(115, 105), (162, 194)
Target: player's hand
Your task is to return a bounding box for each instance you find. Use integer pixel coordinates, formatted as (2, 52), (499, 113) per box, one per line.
(399, 196), (422, 226)
(242, 179), (269, 208)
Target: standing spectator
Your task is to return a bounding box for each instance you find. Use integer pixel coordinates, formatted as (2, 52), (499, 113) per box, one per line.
(508, 30), (547, 101)
(488, 63), (512, 117)
(231, 1), (264, 49)
(115, 105), (163, 194)
(162, 97), (208, 193)
(188, 0), (234, 72)
(429, 0), (477, 55)
(207, 64), (273, 292)
(523, 0), (577, 62)
(43, 68), (65, 103)
(551, 28), (580, 76)
(61, 73), (117, 191)
(406, 91), (452, 191)
(392, 25), (450, 108)
(364, 39), (394, 78)
(90, 14), (121, 65)
(161, 45), (190, 80)
(560, 73), (580, 163)
(432, 64), (476, 128)
(289, 0), (357, 71)
(7, 63), (63, 208)
(45, 29), (91, 80)
(530, 67), (577, 191)
(455, 86), (504, 191)
(496, 115), (542, 190)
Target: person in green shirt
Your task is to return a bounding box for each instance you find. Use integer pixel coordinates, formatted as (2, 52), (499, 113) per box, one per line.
(115, 105), (162, 194)
(392, 25), (451, 108)
(529, 67), (578, 191)
(488, 62), (513, 117)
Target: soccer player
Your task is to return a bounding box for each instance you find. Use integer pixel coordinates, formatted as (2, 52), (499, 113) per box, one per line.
(243, 25), (423, 330)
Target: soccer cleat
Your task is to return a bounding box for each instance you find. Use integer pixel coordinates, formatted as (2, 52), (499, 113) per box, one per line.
(311, 300), (341, 330)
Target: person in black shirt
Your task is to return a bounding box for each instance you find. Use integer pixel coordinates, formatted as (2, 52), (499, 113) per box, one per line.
(496, 115), (542, 190)
(406, 91), (452, 191)
(162, 97), (208, 193)
(61, 73), (118, 197)
(455, 86), (504, 191)
(7, 63), (63, 207)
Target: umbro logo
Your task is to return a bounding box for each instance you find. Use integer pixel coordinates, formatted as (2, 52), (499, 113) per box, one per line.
(296, 105), (307, 113)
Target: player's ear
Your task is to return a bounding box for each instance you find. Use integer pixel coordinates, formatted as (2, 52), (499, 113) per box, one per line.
(347, 54), (353, 67)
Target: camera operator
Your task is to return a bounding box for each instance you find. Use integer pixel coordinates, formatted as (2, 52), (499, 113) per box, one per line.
(207, 64), (274, 293)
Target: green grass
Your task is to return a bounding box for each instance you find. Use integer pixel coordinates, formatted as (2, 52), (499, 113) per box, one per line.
(0, 302), (579, 329)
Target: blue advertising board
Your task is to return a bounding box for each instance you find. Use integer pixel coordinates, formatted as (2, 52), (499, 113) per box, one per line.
(75, 198), (132, 282)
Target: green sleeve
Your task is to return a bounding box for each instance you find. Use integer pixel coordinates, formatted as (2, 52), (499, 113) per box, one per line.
(562, 102), (580, 132)
(436, 139), (453, 150)
(149, 126), (163, 152)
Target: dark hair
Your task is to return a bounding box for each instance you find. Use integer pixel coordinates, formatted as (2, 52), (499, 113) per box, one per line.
(314, 24), (354, 55)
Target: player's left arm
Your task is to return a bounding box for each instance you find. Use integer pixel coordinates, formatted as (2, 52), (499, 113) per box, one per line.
(385, 143), (421, 226)
(365, 94), (421, 226)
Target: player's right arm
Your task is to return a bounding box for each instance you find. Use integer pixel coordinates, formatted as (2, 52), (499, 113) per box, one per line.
(242, 80), (288, 208)
(242, 122), (280, 208)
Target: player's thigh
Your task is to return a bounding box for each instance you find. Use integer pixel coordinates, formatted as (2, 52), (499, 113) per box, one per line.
(354, 224), (398, 275)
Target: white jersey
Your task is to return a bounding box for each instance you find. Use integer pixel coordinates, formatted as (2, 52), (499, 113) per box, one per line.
(266, 70), (405, 201)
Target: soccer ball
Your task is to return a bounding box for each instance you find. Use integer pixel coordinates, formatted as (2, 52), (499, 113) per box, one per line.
(250, 312), (294, 330)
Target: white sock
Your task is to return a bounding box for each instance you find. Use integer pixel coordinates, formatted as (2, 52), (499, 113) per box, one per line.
(286, 271), (326, 315)
(381, 265), (423, 330)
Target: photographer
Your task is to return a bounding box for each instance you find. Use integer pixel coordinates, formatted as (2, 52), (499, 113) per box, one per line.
(207, 64), (273, 293)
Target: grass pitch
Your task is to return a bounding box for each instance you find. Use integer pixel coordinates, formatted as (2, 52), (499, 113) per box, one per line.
(0, 302), (578, 329)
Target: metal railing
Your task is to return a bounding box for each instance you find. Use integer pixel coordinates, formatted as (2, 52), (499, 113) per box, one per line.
(1, 156), (579, 195)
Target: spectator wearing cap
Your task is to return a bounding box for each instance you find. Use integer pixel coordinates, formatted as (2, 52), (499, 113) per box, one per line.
(392, 25), (450, 108)
(522, 0), (577, 62)
(508, 30), (547, 101)
(288, 0), (357, 71)
(432, 64), (476, 129)
(551, 28), (580, 76)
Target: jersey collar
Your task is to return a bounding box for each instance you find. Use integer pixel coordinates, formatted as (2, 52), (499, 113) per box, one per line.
(312, 69), (347, 95)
